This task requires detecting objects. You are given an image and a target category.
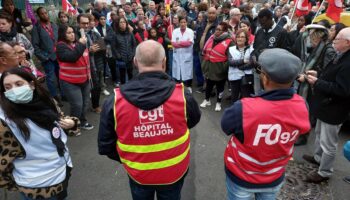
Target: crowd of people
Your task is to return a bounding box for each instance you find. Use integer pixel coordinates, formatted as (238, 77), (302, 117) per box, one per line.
(0, 0), (349, 199)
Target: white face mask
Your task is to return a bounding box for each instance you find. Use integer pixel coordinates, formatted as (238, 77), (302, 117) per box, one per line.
(4, 85), (34, 104)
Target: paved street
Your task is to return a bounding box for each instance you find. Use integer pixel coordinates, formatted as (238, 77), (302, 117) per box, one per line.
(2, 87), (350, 200)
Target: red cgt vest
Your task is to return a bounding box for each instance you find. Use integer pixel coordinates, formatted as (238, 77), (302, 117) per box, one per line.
(203, 35), (232, 63)
(57, 42), (90, 84)
(134, 30), (149, 44)
(225, 94), (310, 184)
(114, 84), (190, 185)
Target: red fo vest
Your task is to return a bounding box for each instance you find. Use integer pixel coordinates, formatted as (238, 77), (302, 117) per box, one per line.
(134, 30), (149, 44)
(58, 42), (90, 84)
(114, 84), (190, 185)
(224, 94), (310, 184)
(203, 35), (232, 63)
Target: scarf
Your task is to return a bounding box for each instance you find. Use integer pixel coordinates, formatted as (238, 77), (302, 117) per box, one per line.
(298, 41), (326, 98)
(14, 94), (66, 157)
(0, 27), (17, 42)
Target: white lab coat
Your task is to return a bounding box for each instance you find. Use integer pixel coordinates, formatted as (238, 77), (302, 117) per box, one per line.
(172, 27), (194, 81)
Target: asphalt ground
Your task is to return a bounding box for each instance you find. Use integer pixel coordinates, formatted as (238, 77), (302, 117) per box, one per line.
(2, 84), (350, 200)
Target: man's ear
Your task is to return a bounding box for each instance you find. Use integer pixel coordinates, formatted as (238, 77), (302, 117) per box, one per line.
(162, 57), (167, 71)
(133, 57), (138, 68)
(0, 57), (6, 65)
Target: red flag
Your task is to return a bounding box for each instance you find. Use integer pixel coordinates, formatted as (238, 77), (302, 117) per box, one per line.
(326, 0), (343, 22)
(62, 0), (77, 15)
(295, 0), (310, 17)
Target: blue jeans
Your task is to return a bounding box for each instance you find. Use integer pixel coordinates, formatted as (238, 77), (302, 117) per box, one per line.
(226, 176), (283, 200)
(60, 80), (90, 123)
(129, 178), (184, 200)
(42, 60), (60, 97)
(193, 51), (204, 86)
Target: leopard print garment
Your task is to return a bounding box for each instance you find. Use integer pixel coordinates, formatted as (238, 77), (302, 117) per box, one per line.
(0, 117), (73, 199)
(0, 119), (24, 191)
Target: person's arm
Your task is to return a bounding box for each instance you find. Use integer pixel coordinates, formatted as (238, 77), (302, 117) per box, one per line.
(31, 25), (48, 62)
(221, 100), (244, 143)
(98, 95), (121, 162)
(276, 29), (289, 50)
(184, 91), (201, 129)
(312, 65), (350, 97)
(0, 119), (25, 191)
(56, 42), (86, 62)
(228, 50), (244, 66)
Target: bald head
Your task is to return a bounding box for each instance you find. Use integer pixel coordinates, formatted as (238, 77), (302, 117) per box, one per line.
(207, 7), (217, 22)
(333, 27), (350, 53)
(134, 40), (166, 73)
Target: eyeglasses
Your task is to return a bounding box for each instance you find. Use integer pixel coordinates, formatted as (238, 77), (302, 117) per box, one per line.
(334, 38), (347, 41)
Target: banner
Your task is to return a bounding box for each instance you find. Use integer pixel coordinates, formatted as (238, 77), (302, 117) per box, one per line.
(326, 0), (343, 22)
(25, 0), (37, 24)
(295, 0), (310, 16)
(62, 0), (78, 15)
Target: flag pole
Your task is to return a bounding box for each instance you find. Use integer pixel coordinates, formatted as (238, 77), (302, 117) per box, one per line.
(312, 0), (325, 23)
(290, 0), (298, 20)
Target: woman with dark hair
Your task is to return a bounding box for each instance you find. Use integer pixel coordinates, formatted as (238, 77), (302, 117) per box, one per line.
(238, 20), (255, 44)
(0, 0), (23, 33)
(152, 3), (169, 37)
(149, 27), (164, 44)
(228, 29), (254, 103)
(0, 11), (34, 57)
(0, 67), (75, 199)
(328, 23), (346, 42)
(57, 11), (70, 26)
(56, 24), (94, 130)
(172, 16), (194, 92)
(111, 17), (136, 84)
(200, 22), (234, 111)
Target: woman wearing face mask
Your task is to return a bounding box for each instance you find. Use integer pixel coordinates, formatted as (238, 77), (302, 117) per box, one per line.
(228, 29), (254, 103)
(200, 22), (234, 112)
(0, 11), (34, 58)
(0, 68), (75, 200)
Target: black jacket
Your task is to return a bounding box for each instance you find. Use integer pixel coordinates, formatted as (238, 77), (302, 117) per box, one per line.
(110, 30), (136, 62)
(56, 42), (86, 63)
(31, 22), (58, 62)
(309, 50), (350, 125)
(195, 18), (219, 52)
(252, 24), (289, 59)
(98, 72), (201, 161)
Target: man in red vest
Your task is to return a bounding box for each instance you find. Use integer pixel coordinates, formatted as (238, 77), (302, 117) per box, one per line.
(98, 40), (201, 200)
(221, 48), (311, 199)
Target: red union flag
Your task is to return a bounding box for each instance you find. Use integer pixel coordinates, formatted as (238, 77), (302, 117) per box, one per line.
(326, 0), (343, 22)
(62, 0), (77, 15)
(295, 0), (310, 16)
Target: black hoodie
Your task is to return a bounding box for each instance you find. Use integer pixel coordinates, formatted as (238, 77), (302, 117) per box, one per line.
(98, 72), (201, 161)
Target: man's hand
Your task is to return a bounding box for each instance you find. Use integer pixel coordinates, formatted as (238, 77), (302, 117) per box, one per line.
(59, 118), (75, 129)
(79, 37), (87, 45)
(306, 70), (317, 77)
(90, 44), (100, 53)
(306, 74), (318, 85)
